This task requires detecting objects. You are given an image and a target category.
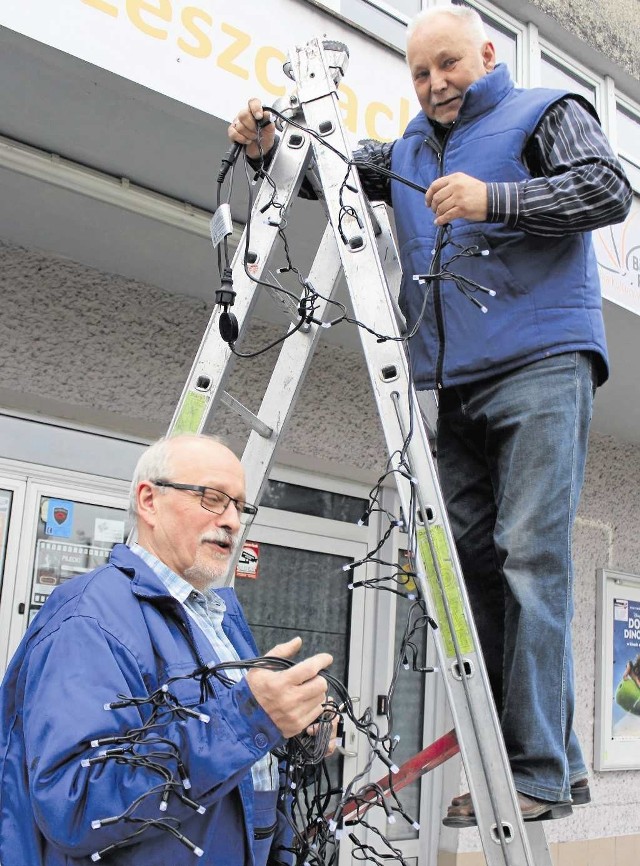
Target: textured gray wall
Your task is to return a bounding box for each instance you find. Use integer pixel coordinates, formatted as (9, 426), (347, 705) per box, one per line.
(499, 0), (640, 83)
(0, 239), (386, 471)
(2, 238), (640, 846)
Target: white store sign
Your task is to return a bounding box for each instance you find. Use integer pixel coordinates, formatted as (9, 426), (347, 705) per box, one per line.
(2, 0), (638, 313)
(594, 197), (640, 317)
(0, 0), (416, 143)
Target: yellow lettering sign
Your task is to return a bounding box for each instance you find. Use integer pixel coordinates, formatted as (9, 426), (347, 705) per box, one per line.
(217, 23), (251, 80)
(178, 6), (212, 59)
(79, 1), (410, 139)
(82, 0), (119, 15)
(126, 0), (171, 40)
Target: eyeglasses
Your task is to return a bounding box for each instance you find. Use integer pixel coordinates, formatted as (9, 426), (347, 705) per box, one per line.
(151, 480), (258, 523)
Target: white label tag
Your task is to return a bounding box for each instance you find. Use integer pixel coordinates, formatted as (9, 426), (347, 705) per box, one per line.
(209, 204), (233, 248)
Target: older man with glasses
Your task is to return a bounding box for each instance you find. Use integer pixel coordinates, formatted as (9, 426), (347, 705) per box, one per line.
(0, 433), (332, 866)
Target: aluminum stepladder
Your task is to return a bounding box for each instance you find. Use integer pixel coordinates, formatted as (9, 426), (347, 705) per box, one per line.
(167, 38), (557, 866)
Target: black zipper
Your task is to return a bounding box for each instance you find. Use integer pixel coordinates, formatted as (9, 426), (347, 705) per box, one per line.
(433, 210), (447, 387)
(254, 820), (277, 840)
(426, 124), (454, 389)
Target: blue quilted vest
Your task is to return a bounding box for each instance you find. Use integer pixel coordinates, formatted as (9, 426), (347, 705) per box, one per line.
(390, 63), (608, 390)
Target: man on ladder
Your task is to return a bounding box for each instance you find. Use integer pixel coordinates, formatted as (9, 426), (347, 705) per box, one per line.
(229, 2), (631, 826)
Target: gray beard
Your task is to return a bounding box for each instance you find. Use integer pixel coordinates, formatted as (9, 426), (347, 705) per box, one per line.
(183, 559), (230, 591)
(183, 531), (238, 590)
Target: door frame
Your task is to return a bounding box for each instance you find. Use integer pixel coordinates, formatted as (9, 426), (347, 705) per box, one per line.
(0, 457), (129, 668)
(0, 473), (27, 671)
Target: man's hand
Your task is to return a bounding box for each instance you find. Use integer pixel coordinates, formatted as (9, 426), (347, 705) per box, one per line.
(425, 172), (488, 226)
(247, 637), (332, 739)
(306, 709), (340, 758)
(228, 98), (276, 160)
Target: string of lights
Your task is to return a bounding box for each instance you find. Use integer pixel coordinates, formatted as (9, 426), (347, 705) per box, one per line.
(80, 100), (501, 864)
(213, 106), (496, 361)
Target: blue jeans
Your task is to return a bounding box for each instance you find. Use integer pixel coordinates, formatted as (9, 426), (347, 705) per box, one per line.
(436, 352), (595, 801)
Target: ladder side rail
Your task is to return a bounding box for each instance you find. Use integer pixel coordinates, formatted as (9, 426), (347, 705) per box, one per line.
(345, 223), (531, 866)
(225, 225), (344, 579)
(360, 207), (525, 860)
(167, 132), (314, 436)
(289, 39), (543, 866)
(380, 375), (526, 864)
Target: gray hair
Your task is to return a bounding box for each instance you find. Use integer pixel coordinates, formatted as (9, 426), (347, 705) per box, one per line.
(406, 3), (489, 46)
(128, 433), (225, 518)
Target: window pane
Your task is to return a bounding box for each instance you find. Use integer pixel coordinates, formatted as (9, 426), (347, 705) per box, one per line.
(617, 107), (640, 169)
(382, 0), (420, 16)
(30, 497), (130, 621)
(540, 54), (596, 104)
(484, 19), (517, 80)
(260, 479), (368, 524)
(235, 543), (352, 816)
(235, 544), (352, 679)
(0, 489), (13, 595)
(342, 0), (408, 50)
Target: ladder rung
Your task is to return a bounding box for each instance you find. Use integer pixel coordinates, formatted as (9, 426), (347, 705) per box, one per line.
(221, 392), (273, 438)
(264, 272), (313, 329)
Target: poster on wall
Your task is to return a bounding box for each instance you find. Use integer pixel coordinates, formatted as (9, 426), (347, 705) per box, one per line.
(593, 196), (640, 315)
(611, 597), (640, 736)
(45, 498), (75, 538)
(595, 569), (640, 769)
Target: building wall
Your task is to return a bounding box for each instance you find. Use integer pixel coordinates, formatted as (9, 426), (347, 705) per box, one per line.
(1, 3), (639, 865)
(0, 238), (386, 472)
(527, 0), (640, 80)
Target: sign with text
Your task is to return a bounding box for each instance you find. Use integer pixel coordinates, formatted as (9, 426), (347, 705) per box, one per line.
(235, 541), (259, 580)
(0, 0), (415, 143)
(594, 196), (640, 315)
(2, 1), (638, 313)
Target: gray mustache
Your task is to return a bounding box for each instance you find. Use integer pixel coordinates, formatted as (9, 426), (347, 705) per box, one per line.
(201, 530), (237, 550)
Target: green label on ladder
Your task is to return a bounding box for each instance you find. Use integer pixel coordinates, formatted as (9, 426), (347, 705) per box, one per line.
(172, 391), (208, 435)
(417, 526), (474, 658)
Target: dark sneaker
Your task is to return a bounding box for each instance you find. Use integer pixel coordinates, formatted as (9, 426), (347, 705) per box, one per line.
(442, 792), (573, 828)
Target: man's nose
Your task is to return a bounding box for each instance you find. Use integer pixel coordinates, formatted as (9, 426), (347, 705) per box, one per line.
(430, 70), (448, 93)
(218, 498), (241, 531)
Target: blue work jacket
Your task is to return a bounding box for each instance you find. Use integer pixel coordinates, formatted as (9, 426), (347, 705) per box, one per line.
(0, 544), (289, 866)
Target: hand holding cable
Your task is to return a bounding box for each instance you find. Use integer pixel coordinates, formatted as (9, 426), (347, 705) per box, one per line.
(228, 97), (276, 160)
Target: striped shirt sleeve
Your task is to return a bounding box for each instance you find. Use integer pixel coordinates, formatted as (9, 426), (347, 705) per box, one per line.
(351, 140), (395, 205)
(486, 97), (633, 235)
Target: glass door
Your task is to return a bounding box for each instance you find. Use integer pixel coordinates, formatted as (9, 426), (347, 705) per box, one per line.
(5, 479), (130, 666)
(236, 514), (374, 866)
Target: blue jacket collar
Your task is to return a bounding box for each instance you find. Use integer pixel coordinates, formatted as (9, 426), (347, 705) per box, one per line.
(404, 63), (514, 138)
(110, 542), (173, 600)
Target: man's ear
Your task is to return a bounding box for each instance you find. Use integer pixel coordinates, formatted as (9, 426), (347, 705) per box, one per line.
(136, 481), (158, 529)
(482, 40), (496, 72)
